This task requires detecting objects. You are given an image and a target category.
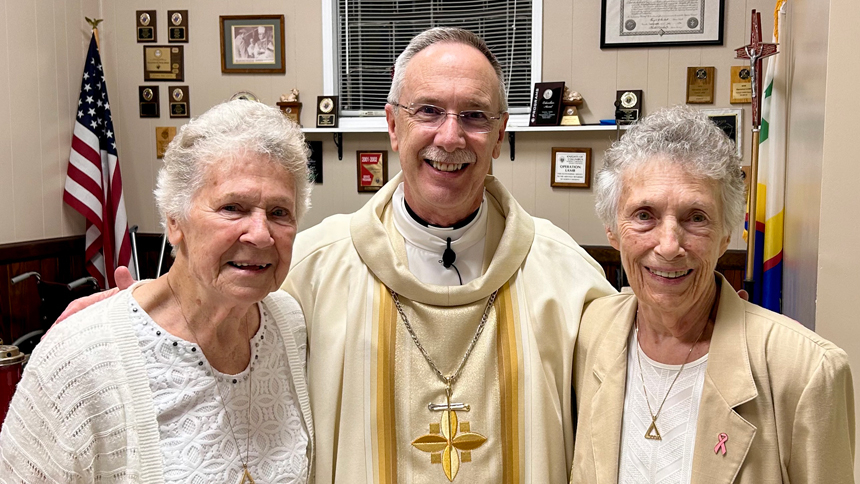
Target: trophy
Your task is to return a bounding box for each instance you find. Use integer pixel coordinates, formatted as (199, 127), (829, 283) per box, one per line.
(560, 87), (584, 126)
(277, 88), (302, 125)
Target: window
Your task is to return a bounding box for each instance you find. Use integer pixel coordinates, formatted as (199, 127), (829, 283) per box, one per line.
(325, 0), (540, 118)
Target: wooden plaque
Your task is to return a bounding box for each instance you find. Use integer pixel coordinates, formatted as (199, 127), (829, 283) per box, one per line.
(551, 148), (592, 188)
(143, 45), (184, 82)
(136, 10), (156, 43)
(686, 66), (715, 104)
(138, 86), (159, 118)
(168, 86), (190, 118)
(167, 10), (188, 43)
(357, 151), (388, 192)
(730, 65), (752, 104)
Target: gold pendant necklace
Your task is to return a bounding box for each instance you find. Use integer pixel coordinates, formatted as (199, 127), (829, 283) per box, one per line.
(634, 314), (708, 441)
(167, 276), (255, 483)
(389, 289), (496, 482)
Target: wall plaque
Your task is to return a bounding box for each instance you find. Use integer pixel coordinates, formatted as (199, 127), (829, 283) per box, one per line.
(169, 86), (189, 118)
(615, 90), (643, 124)
(730, 65), (752, 104)
(143, 45), (184, 81)
(686, 66), (715, 104)
(136, 10), (156, 43)
(317, 96), (338, 127)
(156, 127), (176, 158)
(357, 151), (388, 192)
(167, 10), (188, 43)
(138, 86), (159, 118)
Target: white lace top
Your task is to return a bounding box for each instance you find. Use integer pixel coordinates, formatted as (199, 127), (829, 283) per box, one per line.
(619, 331), (708, 484)
(130, 297), (309, 484)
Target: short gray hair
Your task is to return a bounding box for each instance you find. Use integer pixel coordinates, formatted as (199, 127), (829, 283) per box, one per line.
(595, 105), (745, 236)
(155, 100), (312, 230)
(387, 27), (508, 112)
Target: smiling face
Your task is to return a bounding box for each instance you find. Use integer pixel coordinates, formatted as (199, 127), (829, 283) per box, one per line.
(607, 157), (730, 321)
(167, 153), (297, 306)
(385, 41), (508, 226)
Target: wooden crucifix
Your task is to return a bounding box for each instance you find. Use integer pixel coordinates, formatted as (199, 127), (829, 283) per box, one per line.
(735, 10), (778, 299)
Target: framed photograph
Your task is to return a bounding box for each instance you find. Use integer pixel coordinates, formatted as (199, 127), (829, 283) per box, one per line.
(702, 108), (743, 157)
(551, 148), (592, 188)
(219, 15), (285, 74)
(357, 151), (388, 192)
(601, 0), (725, 49)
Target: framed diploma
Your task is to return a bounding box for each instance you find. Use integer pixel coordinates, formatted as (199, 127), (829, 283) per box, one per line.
(551, 148), (592, 188)
(357, 151), (388, 192)
(143, 46), (184, 81)
(219, 15), (286, 74)
(601, 0), (725, 49)
(702, 108), (743, 157)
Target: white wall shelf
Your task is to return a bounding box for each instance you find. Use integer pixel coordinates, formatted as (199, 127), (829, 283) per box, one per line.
(301, 124), (628, 160)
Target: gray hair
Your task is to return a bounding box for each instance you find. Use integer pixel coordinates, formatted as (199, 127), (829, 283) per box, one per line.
(155, 100), (312, 230)
(387, 27), (508, 113)
(595, 105), (745, 236)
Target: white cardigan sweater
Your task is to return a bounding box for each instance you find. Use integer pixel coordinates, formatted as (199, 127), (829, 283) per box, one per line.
(0, 285), (313, 483)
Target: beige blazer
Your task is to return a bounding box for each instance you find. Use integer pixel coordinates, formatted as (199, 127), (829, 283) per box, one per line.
(571, 274), (855, 483)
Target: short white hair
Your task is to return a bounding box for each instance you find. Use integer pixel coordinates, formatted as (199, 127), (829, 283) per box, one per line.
(595, 105), (745, 236)
(155, 100), (311, 229)
(387, 27), (508, 113)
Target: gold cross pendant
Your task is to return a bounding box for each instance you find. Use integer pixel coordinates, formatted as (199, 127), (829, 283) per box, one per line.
(644, 416), (662, 440)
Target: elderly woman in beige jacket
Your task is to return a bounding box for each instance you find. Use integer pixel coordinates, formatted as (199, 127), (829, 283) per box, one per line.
(571, 106), (854, 483)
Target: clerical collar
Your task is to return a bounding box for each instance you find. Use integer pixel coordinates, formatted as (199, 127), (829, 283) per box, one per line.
(404, 200), (480, 230)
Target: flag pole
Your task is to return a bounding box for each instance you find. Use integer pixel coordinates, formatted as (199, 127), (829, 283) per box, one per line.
(85, 17), (103, 48)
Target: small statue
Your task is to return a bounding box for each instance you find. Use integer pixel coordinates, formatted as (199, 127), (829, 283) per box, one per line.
(563, 87), (583, 106)
(280, 88), (300, 103)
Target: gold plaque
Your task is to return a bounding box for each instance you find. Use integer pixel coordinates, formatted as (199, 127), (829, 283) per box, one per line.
(136, 10), (156, 42)
(730, 65), (752, 104)
(143, 45), (184, 81)
(686, 66), (715, 104)
(156, 127), (177, 158)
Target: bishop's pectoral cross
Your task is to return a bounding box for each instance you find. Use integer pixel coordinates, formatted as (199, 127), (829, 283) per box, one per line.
(411, 379), (488, 481)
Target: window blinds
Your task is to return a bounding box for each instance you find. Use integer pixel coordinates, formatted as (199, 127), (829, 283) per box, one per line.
(337, 0), (533, 115)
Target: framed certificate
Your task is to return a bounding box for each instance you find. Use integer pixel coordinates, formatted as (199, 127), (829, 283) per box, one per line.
(601, 0), (725, 48)
(551, 148), (592, 188)
(357, 151), (388, 192)
(702, 108), (743, 157)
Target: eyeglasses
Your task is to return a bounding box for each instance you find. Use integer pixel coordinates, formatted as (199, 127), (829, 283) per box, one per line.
(390, 102), (504, 134)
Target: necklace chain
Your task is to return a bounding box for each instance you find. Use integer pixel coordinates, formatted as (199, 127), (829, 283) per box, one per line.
(389, 289), (498, 388)
(634, 314), (708, 439)
(166, 276), (253, 477)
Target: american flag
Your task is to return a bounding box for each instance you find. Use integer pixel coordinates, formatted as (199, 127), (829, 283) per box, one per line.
(63, 34), (134, 288)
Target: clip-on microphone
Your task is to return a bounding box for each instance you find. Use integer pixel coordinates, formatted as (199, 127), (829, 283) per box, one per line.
(441, 237), (462, 284)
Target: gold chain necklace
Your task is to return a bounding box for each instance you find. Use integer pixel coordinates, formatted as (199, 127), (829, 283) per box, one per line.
(389, 289), (497, 481)
(634, 314), (708, 441)
(166, 276), (256, 484)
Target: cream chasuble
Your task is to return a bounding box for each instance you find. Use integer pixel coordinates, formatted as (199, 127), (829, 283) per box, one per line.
(283, 173), (616, 484)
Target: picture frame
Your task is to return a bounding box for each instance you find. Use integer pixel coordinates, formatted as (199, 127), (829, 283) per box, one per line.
(219, 15), (285, 74)
(601, 0), (725, 49)
(702, 108), (743, 157)
(357, 151), (388, 192)
(551, 148), (592, 188)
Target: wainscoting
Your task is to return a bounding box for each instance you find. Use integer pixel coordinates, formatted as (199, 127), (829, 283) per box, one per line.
(0, 235), (745, 345)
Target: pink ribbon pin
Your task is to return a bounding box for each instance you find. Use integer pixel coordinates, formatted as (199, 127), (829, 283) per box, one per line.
(714, 433), (728, 455)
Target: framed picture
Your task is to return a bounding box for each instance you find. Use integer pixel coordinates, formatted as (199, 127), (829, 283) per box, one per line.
(219, 15), (285, 73)
(702, 108), (743, 157)
(357, 151), (388, 192)
(601, 0), (725, 49)
(551, 148), (592, 188)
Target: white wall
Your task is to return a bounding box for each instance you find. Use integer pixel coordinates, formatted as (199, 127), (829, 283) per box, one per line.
(0, 0), (773, 250)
